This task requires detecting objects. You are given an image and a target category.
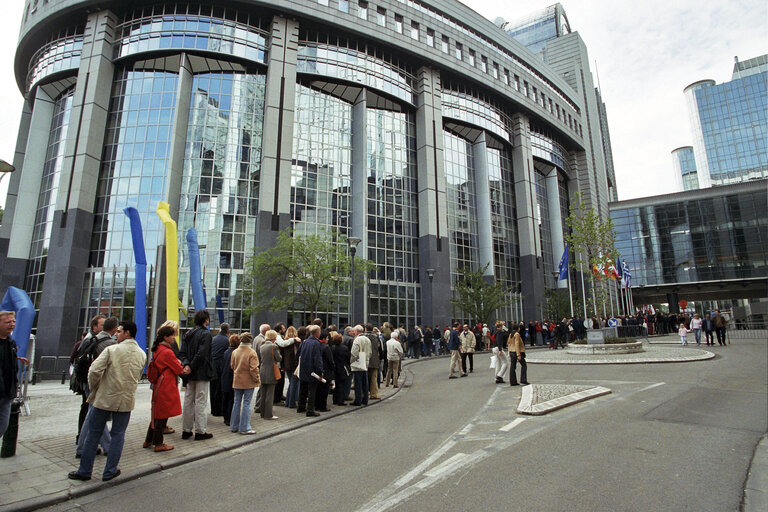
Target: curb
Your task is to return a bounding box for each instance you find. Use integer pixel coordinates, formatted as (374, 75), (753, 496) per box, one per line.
(743, 433), (768, 512)
(6, 362), (424, 512)
(517, 385), (611, 415)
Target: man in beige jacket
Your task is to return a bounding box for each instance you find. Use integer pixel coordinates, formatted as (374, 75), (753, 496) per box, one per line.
(68, 321), (146, 482)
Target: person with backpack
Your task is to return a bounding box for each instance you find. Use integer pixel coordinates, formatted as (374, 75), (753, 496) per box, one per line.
(75, 316), (119, 459)
(69, 314), (105, 444)
(143, 325), (183, 452)
(179, 310), (215, 440)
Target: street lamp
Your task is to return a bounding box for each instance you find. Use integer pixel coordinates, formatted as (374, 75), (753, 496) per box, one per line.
(347, 236), (361, 324)
(0, 160), (15, 187)
(426, 268), (436, 326)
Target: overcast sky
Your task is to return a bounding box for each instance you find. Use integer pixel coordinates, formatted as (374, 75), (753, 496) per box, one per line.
(0, 0), (765, 207)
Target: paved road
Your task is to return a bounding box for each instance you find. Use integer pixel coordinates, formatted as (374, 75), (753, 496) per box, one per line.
(44, 339), (766, 512)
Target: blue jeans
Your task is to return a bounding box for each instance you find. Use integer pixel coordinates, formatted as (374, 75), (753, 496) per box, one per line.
(285, 374), (300, 408)
(230, 388), (254, 432)
(693, 328), (701, 344)
(76, 404), (111, 456)
(76, 407), (131, 479)
(352, 371), (369, 405)
(0, 397), (12, 438)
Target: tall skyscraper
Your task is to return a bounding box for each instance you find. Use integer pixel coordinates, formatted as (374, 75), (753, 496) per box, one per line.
(681, 54), (767, 188)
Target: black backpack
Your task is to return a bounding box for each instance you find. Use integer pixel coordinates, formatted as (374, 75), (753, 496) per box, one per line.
(72, 338), (98, 388)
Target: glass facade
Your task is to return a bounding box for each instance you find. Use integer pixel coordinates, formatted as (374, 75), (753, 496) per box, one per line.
(612, 190), (768, 286)
(534, 170), (553, 286)
(366, 108), (420, 328)
(443, 129), (479, 320)
(178, 71), (266, 329)
(26, 29), (83, 93)
(673, 146), (698, 191)
(24, 88), (75, 310)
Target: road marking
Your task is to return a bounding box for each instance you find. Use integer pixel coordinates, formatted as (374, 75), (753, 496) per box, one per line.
(639, 382), (666, 392)
(499, 417), (526, 432)
(423, 452), (466, 478)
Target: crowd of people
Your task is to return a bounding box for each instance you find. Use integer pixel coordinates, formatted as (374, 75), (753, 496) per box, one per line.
(62, 306), (733, 481)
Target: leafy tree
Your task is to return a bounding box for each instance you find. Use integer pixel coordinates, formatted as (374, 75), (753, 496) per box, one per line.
(450, 263), (517, 325)
(243, 229), (375, 319)
(543, 288), (571, 321)
(0, 205), (4, 225)
(565, 193), (618, 317)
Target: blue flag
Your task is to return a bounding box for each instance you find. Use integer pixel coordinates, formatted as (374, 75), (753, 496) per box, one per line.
(616, 256), (623, 280)
(558, 245), (569, 280)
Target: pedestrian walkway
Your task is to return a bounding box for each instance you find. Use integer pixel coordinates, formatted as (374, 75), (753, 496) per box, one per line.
(0, 369), (408, 512)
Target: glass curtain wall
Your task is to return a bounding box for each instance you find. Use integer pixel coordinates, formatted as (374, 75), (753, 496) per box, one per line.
(25, 87), (75, 311)
(487, 144), (519, 321)
(443, 130), (479, 322)
(84, 67), (178, 328)
(534, 170), (553, 286)
(290, 83), (353, 325)
(366, 107), (420, 329)
(179, 71), (266, 330)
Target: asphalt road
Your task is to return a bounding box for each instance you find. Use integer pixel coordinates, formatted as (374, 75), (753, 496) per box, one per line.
(46, 340), (766, 512)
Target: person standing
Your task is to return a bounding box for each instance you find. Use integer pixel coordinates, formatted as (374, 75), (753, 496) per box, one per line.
(509, 324), (529, 386)
(678, 323), (691, 346)
(448, 323), (464, 379)
(298, 325), (324, 416)
(459, 324), (476, 374)
(220, 334), (239, 426)
(209, 323), (230, 417)
(350, 325), (371, 406)
(258, 330), (282, 420)
(493, 321), (509, 384)
(68, 321), (146, 482)
(713, 310), (728, 346)
(691, 314), (703, 346)
(385, 330), (404, 387)
(179, 310), (215, 440)
(143, 325), (183, 452)
(230, 332), (260, 434)
(331, 332), (351, 405)
(366, 324), (382, 399)
(70, 314), (105, 444)
(281, 325), (301, 409)
(0, 311), (28, 438)
(315, 330), (335, 412)
(703, 314), (715, 346)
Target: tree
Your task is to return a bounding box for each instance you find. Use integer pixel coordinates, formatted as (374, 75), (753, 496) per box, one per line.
(543, 288), (571, 321)
(243, 229), (375, 319)
(450, 263), (517, 325)
(565, 192), (618, 317)
(0, 205), (4, 225)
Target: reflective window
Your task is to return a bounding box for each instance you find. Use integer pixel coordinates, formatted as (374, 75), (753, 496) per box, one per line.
(534, 171), (554, 288)
(426, 28), (434, 47)
(375, 7), (386, 26)
(441, 83), (513, 142)
(338, 0), (349, 13)
(366, 108), (420, 328)
(441, 35), (449, 54)
(26, 28), (83, 92)
(25, 88), (75, 310)
(467, 50), (475, 67)
(443, 130), (479, 307)
(394, 14), (403, 33)
(178, 72), (266, 329)
(358, 1), (368, 20)
(410, 21), (419, 41)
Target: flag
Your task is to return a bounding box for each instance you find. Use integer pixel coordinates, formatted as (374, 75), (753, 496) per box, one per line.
(649, 304), (655, 315)
(558, 245), (569, 280)
(622, 261), (632, 288)
(592, 263), (603, 280)
(616, 256), (624, 280)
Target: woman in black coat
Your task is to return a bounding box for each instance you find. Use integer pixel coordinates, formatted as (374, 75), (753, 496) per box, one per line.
(314, 330), (336, 412)
(220, 334), (239, 426)
(330, 332), (351, 405)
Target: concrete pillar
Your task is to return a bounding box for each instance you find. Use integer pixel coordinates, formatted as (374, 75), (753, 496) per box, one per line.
(0, 95), (39, 290)
(252, 16), (299, 326)
(350, 89), (368, 325)
(35, 10), (116, 359)
(545, 166), (566, 289)
(415, 67), (451, 327)
(471, 132), (495, 281)
(511, 113), (544, 321)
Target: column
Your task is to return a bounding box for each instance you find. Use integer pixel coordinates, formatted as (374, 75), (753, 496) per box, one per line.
(471, 132), (495, 282)
(35, 10), (116, 359)
(545, 166), (566, 289)
(0, 94), (41, 290)
(350, 90), (367, 325)
(511, 113), (545, 321)
(252, 16), (299, 326)
(415, 67), (451, 328)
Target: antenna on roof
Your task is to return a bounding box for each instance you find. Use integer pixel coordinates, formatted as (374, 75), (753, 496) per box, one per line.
(594, 60), (602, 94)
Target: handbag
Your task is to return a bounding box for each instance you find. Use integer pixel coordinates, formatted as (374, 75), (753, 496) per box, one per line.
(293, 357), (301, 378)
(350, 350), (367, 371)
(272, 345), (281, 380)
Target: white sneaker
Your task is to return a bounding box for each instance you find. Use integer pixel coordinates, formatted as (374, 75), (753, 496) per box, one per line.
(240, 430), (256, 435)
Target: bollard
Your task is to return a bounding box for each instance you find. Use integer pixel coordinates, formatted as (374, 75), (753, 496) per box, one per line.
(0, 400), (21, 457)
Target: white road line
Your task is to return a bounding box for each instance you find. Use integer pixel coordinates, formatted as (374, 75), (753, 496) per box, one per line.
(499, 417), (526, 432)
(423, 452), (466, 478)
(638, 382), (666, 392)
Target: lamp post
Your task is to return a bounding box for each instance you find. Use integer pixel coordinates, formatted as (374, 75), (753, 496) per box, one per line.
(347, 236), (361, 324)
(426, 268), (436, 326)
(0, 159), (15, 187)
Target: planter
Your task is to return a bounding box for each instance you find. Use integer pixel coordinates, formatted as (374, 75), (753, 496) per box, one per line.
(566, 341), (644, 355)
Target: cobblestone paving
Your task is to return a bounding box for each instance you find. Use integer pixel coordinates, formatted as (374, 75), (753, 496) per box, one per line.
(528, 384), (593, 405)
(525, 345), (715, 364)
(517, 384), (611, 415)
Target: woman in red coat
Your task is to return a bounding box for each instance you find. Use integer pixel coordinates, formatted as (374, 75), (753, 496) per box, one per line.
(143, 325), (183, 452)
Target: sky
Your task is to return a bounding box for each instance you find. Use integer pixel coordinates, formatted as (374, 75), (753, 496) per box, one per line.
(0, 0), (765, 207)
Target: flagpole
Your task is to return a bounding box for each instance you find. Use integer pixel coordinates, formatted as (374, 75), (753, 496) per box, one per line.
(579, 260), (587, 321)
(567, 263), (574, 318)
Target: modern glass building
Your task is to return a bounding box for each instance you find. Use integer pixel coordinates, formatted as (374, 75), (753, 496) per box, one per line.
(682, 54), (767, 189)
(0, 0), (614, 361)
(610, 179), (768, 307)
(671, 146), (698, 191)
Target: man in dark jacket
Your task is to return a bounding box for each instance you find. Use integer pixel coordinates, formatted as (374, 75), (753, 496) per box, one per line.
(209, 323), (229, 417)
(298, 325), (324, 417)
(448, 323), (463, 379)
(365, 324), (382, 399)
(179, 310), (215, 440)
(1, 311), (28, 438)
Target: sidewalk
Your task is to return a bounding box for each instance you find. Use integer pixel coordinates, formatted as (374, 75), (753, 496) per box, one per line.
(0, 366), (412, 512)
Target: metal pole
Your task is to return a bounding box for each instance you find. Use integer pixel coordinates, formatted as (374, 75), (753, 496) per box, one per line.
(579, 261), (587, 321)
(567, 264), (574, 318)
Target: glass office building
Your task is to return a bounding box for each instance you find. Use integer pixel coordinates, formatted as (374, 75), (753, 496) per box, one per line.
(1, 0), (613, 360)
(671, 146), (698, 191)
(683, 55), (767, 188)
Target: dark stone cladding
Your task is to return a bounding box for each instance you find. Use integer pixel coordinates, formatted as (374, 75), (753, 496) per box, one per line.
(15, 0), (583, 149)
